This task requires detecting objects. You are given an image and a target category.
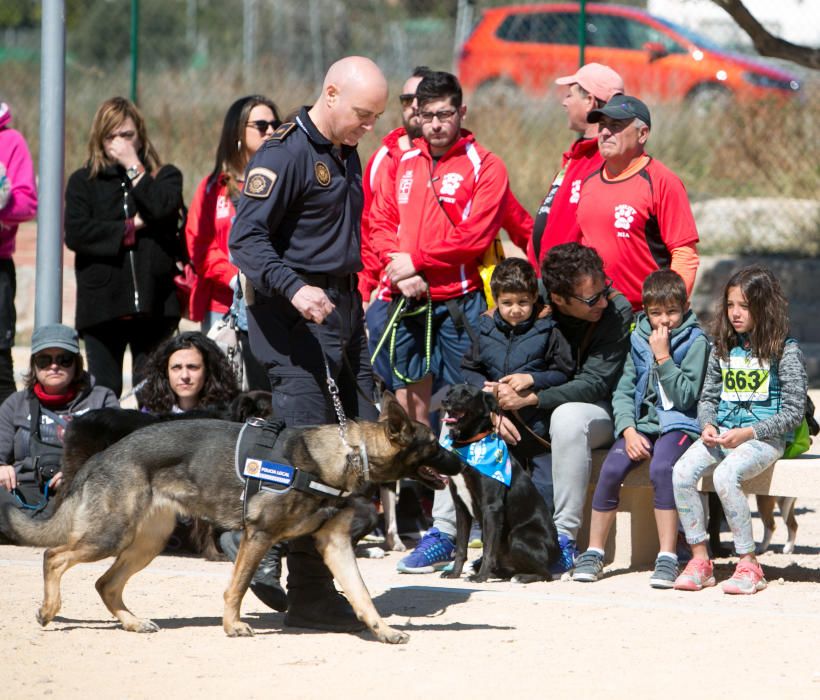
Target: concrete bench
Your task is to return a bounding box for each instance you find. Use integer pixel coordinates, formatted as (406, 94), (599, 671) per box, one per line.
(576, 438), (820, 568)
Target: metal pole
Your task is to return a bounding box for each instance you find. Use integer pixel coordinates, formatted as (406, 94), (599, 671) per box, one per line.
(130, 0), (139, 104)
(453, 0), (475, 71)
(578, 0), (587, 67)
(243, 0), (257, 87)
(34, 0), (66, 328)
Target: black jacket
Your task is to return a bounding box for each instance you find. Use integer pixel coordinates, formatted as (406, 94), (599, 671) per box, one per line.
(64, 163), (183, 331)
(462, 309), (574, 455)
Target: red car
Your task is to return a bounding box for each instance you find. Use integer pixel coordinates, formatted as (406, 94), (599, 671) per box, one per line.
(458, 3), (801, 103)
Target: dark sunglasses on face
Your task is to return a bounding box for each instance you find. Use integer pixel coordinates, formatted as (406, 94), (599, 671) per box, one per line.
(34, 353), (75, 370)
(399, 93), (416, 108)
(246, 120), (278, 136)
(570, 281), (613, 307)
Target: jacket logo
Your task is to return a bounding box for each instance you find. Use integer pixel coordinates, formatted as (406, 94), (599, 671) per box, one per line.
(314, 161), (331, 187)
(614, 204), (635, 238)
(244, 167), (277, 199)
(216, 195), (231, 219)
(569, 179), (582, 204)
(440, 173), (463, 196)
(398, 170), (413, 204)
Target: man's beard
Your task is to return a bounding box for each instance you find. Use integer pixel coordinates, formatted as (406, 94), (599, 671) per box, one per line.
(404, 120), (423, 140)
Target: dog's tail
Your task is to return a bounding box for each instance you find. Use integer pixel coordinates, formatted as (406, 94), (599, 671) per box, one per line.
(0, 496), (76, 547)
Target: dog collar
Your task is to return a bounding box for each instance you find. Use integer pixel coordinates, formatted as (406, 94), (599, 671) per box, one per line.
(451, 429), (493, 446)
(441, 432), (512, 487)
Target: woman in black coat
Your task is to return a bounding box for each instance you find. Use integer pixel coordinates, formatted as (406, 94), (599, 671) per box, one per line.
(65, 97), (182, 398)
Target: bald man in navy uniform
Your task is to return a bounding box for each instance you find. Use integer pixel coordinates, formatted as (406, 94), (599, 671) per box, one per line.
(229, 56), (388, 632)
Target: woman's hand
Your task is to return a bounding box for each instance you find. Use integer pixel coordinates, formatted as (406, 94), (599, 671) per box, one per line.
(623, 427), (652, 461)
(714, 427), (755, 449)
(105, 133), (141, 170)
(701, 424), (720, 447)
(0, 464), (17, 491)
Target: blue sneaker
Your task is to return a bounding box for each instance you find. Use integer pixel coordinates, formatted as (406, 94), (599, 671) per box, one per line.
(550, 534), (578, 575)
(396, 528), (455, 573)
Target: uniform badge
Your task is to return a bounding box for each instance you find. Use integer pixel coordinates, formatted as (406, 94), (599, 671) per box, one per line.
(271, 122), (295, 141)
(314, 161), (331, 187)
(244, 167), (277, 199)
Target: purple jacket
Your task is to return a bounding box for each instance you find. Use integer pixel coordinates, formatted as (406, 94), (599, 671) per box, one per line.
(0, 103), (38, 259)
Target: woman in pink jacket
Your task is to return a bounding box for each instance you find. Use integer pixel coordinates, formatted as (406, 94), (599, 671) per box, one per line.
(185, 95), (280, 332)
(0, 101), (38, 404)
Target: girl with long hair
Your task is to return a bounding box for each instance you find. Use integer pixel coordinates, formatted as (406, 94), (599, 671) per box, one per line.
(671, 266), (807, 594)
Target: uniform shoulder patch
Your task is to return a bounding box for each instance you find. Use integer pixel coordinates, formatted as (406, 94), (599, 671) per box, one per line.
(244, 167), (277, 199)
(270, 122), (296, 141)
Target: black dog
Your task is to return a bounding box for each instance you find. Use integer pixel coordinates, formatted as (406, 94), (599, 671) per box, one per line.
(440, 384), (560, 583)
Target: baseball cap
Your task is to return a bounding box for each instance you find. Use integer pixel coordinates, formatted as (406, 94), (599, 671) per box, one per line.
(587, 95), (652, 129)
(31, 323), (80, 355)
(555, 63), (625, 103)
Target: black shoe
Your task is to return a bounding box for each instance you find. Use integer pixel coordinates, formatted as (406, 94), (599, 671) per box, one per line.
(284, 588), (366, 633)
(218, 530), (288, 612)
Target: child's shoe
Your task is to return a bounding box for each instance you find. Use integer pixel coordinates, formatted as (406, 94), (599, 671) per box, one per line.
(722, 559), (767, 595)
(549, 534), (578, 575)
(649, 554), (679, 589)
(572, 550), (604, 582)
(673, 557), (716, 591)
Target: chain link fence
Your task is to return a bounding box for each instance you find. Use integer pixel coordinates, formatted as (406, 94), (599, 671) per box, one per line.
(1, 0), (818, 255)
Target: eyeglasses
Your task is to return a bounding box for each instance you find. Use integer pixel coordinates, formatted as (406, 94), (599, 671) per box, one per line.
(104, 130), (136, 142)
(399, 93), (416, 108)
(570, 280), (613, 307)
(34, 353), (75, 370)
(419, 109), (458, 124)
(246, 120), (278, 136)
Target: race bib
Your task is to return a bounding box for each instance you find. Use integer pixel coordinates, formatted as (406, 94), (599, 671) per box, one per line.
(720, 356), (770, 401)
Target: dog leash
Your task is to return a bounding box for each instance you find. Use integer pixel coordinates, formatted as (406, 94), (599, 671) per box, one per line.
(488, 384), (552, 450)
(369, 293), (433, 385)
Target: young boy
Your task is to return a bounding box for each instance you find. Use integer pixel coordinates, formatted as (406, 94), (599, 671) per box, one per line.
(572, 269), (709, 588)
(461, 257), (574, 460)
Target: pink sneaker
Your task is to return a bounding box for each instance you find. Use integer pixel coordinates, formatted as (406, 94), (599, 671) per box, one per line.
(722, 560), (767, 595)
(673, 558), (716, 591)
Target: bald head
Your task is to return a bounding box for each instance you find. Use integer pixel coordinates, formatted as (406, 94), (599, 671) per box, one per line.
(310, 56), (388, 147)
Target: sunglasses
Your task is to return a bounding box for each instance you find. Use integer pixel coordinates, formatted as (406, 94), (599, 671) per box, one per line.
(399, 93), (416, 108)
(246, 120), (278, 136)
(34, 353), (75, 370)
(570, 280), (613, 307)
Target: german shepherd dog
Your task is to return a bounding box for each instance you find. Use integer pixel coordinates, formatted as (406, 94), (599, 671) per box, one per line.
(440, 384), (560, 583)
(57, 391), (275, 560)
(0, 398), (462, 644)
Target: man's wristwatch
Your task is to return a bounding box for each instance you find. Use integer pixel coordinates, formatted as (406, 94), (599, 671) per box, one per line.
(126, 164), (144, 181)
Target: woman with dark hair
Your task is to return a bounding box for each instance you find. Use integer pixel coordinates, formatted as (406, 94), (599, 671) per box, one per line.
(136, 331), (239, 414)
(185, 95), (280, 334)
(0, 324), (118, 518)
(65, 96), (183, 399)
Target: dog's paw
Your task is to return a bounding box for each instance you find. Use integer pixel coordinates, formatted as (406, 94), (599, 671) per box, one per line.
(782, 540), (796, 555)
(224, 621), (255, 637)
(466, 573), (489, 583)
(375, 626), (410, 645)
(357, 546), (386, 559)
(125, 618), (160, 633)
(385, 537), (407, 553)
(440, 570), (460, 579)
(36, 609), (52, 627)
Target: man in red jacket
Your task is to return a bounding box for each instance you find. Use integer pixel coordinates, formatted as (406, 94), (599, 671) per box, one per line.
(527, 63), (624, 270)
(369, 71), (512, 424)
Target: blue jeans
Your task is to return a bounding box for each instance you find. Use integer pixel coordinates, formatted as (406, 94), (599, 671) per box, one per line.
(365, 298), (394, 391)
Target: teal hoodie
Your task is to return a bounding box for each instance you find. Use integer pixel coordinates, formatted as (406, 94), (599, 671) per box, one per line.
(612, 309), (710, 439)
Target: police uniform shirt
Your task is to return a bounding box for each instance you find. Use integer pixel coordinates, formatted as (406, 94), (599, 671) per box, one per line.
(229, 106), (364, 302)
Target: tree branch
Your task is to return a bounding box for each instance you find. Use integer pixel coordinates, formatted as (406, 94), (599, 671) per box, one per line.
(711, 0), (819, 70)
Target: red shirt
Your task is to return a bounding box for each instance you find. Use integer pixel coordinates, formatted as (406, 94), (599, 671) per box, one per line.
(577, 157), (699, 310)
(527, 137), (603, 272)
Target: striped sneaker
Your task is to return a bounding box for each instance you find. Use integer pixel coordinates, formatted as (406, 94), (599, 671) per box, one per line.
(673, 557), (716, 591)
(722, 560), (767, 595)
(396, 527), (454, 573)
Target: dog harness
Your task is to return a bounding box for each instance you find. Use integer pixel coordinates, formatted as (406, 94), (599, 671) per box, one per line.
(234, 418), (367, 519)
(441, 432), (512, 487)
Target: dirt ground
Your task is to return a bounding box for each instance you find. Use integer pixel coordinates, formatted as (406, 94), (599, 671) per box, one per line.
(2, 498), (819, 700)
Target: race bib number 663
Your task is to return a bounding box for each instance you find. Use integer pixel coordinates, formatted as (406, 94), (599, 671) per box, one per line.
(720, 356), (770, 401)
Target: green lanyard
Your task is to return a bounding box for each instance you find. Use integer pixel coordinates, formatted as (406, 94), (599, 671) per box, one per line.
(369, 294), (433, 385)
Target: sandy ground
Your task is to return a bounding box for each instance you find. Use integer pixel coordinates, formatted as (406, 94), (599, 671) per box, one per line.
(2, 499), (819, 700)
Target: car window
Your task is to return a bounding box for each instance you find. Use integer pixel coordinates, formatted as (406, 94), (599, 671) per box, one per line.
(587, 14), (685, 54)
(497, 12), (579, 45)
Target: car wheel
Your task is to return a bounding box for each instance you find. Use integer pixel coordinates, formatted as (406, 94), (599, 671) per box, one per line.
(685, 84), (733, 116)
(473, 78), (521, 106)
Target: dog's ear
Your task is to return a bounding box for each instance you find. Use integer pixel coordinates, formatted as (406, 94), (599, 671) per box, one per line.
(385, 399), (415, 445)
(378, 391), (398, 422)
(481, 390), (499, 414)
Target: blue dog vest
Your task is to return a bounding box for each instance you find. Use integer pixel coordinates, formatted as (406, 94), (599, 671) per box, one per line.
(441, 432), (512, 487)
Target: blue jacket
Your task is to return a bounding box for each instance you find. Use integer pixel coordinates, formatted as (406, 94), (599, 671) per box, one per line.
(462, 308), (574, 454)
